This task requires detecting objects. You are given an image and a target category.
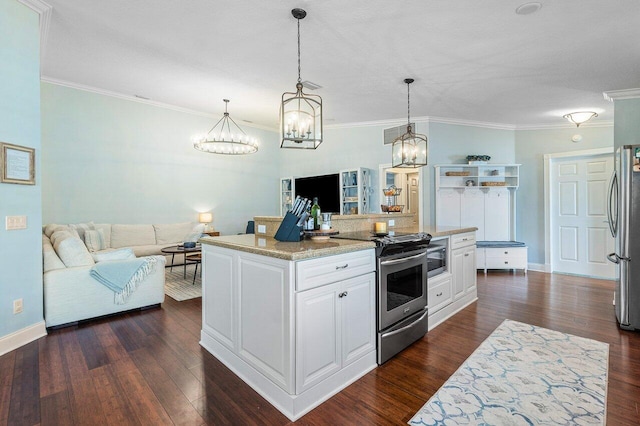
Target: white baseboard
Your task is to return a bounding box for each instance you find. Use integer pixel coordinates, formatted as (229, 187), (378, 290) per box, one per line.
(0, 321), (47, 356)
(527, 262), (550, 273)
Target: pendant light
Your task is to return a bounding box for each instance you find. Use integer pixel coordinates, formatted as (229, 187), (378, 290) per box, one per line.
(280, 8), (323, 149)
(392, 79), (427, 168)
(192, 99), (258, 155)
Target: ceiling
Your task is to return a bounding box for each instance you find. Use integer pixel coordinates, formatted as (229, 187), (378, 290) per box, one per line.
(40, 0), (640, 129)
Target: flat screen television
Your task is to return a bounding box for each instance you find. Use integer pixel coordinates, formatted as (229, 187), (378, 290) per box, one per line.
(295, 174), (340, 214)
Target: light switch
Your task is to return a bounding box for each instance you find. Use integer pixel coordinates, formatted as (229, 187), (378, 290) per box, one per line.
(388, 219), (395, 227)
(6, 215), (27, 230)
(257, 224), (266, 234)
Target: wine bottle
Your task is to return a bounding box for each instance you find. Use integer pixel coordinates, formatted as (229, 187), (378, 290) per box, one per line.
(311, 197), (321, 231)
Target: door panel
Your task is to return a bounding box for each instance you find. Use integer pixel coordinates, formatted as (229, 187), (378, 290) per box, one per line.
(551, 153), (615, 278)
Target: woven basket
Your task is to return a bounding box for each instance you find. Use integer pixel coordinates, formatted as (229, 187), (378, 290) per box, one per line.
(481, 181), (507, 186)
(445, 171), (470, 176)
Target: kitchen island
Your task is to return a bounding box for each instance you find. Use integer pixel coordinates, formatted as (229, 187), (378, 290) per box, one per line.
(199, 234), (377, 421)
(199, 226), (477, 420)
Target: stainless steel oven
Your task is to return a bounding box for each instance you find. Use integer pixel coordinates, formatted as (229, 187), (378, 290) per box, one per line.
(376, 235), (430, 365)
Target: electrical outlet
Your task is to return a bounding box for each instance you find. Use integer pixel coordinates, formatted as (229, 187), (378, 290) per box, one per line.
(6, 215), (27, 230)
(388, 219), (395, 227)
(13, 299), (23, 314)
(257, 224), (266, 234)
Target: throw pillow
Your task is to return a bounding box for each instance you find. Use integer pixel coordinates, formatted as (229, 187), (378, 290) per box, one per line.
(92, 248), (136, 262)
(51, 231), (95, 267)
(42, 235), (65, 272)
(70, 222), (95, 241)
(84, 229), (106, 252)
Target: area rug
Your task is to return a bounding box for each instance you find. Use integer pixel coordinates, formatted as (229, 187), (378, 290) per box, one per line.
(164, 264), (202, 301)
(409, 319), (609, 425)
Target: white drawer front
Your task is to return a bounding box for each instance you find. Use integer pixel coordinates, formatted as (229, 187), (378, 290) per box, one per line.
(296, 249), (375, 291)
(485, 247), (527, 259)
(484, 256), (527, 269)
(450, 232), (476, 250)
(428, 276), (452, 314)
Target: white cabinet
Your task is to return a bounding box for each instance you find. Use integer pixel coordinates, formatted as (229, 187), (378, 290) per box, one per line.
(295, 272), (375, 393)
(339, 168), (372, 215)
(427, 232), (479, 331)
(479, 246), (528, 274)
(450, 232), (477, 300)
(435, 164), (522, 270)
(201, 245), (376, 421)
(280, 177), (295, 216)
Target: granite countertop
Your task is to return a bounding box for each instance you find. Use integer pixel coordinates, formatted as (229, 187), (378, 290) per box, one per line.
(199, 234), (375, 261)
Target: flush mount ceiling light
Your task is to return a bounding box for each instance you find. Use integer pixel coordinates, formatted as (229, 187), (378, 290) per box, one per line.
(563, 111), (598, 127)
(192, 99), (258, 155)
(280, 8), (323, 149)
(515, 2), (542, 15)
(392, 79), (428, 168)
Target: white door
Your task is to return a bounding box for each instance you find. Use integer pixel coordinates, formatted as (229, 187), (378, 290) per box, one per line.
(407, 173), (419, 221)
(551, 153), (615, 278)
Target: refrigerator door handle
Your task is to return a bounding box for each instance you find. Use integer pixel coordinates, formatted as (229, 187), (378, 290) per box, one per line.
(607, 252), (630, 264)
(607, 171), (618, 238)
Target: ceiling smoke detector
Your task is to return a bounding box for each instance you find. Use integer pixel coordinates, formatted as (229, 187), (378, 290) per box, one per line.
(515, 2), (542, 15)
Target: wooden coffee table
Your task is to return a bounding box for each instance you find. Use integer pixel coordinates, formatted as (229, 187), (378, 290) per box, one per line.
(161, 244), (201, 279)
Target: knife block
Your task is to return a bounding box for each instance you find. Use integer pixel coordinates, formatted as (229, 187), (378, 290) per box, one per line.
(274, 212), (303, 242)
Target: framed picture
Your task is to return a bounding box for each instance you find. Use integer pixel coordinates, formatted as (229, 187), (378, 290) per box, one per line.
(1, 142), (35, 185)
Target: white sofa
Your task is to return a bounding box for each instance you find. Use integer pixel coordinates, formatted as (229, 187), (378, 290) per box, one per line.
(42, 221), (203, 327)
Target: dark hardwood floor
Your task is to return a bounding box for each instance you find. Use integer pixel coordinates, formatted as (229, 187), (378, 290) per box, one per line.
(2, 271), (639, 425)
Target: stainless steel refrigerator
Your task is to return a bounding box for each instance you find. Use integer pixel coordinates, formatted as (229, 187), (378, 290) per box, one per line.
(607, 145), (640, 330)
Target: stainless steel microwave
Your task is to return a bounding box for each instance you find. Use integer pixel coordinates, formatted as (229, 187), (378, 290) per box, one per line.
(427, 242), (447, 278)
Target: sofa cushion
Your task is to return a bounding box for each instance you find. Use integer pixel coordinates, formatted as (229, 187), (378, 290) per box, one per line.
(94, 223), (112, 248)
(84, 229), (107, 252)
(51, 231), (95, 267)
(92, 248), (136, 262)
(111, 224), (156, 248)
(42, 235), (65, 272)
(44, 224), (79, 239)
(69, 222), (95, 241)
(132, 244), (169, 257)
(153, 222), (193, 245)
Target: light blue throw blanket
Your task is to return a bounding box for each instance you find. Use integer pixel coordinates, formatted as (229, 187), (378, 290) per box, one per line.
(90, 257), (157, 304)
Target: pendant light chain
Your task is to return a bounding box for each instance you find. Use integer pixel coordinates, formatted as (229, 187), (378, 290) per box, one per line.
(297, 17), (302, 84)
(407, 82), (411, 127)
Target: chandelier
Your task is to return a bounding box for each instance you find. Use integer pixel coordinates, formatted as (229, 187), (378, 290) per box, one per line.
(280, 8), (323, 149)
(563, 111), (598, 127)
(392, 78), (427, 168)
(192, 99), (258, 155)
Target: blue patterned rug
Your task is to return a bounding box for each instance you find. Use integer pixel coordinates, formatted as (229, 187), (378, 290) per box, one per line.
(409, 319), (609, 425)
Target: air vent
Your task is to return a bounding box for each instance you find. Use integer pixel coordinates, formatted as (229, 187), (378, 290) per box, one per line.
(383, 123), (413, 145)
(301, 80), (322, 90)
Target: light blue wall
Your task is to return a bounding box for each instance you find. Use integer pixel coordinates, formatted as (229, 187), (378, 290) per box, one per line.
(0, 0), (43, 337)
(427, 122), (516, 226)
(613, 98), (640, 150)
(41, 83), (281, 234)
(514, 126), (614, 264)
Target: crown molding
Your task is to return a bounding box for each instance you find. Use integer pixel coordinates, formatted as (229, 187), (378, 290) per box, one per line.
(41, 76), (278, 132)
(428, 116), (515, 131)
(603, 88), (640, 102)
(18, 0), (52, 66)
(515, 120), (613, 131)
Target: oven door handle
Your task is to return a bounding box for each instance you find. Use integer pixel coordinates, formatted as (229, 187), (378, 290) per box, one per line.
(380, 251), (426, 266)
(380, 309), (429, 339)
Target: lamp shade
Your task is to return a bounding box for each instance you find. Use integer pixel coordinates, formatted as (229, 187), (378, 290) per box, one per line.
(563, 111), (597, 127)
(199, 212), (213, 224)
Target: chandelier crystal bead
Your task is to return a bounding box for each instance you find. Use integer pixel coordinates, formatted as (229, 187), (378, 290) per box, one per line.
(193, 99), (258, 155)
(392, 78), (428, 168)
(280, 8), (323, 149)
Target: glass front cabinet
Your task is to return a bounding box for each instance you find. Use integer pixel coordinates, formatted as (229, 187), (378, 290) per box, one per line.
(339, 168), (372, 215)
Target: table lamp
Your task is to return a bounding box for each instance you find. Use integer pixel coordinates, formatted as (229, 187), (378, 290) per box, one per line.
(199, 212), (213, 232)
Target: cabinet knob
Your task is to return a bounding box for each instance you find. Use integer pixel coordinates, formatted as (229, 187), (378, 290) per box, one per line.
(335, 264), (349, 270)
(504, 251), (509, 254)
(338, 291), (348, 298)
(464, 253), (469, 257)
(504, 261), (509, 264)
(436, 292), (443, 297)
